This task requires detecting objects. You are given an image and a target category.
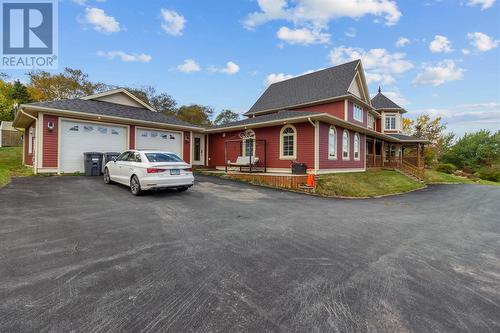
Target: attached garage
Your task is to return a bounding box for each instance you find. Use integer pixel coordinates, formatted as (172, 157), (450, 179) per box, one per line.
(135, 128), (182, 156)
(59, 120), (128, 173)
(12, 88), (203, 174)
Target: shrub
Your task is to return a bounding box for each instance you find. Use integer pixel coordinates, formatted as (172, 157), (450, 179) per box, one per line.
(477, 167), (500, 182)
(436, 163), (456, 174)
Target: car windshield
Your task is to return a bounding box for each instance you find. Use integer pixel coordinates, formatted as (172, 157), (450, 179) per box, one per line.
(145, 153), (183, 163)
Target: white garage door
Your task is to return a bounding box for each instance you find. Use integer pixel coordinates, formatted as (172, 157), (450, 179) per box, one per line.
(60, 120), (127, 173)
(135, 128), (182, 156)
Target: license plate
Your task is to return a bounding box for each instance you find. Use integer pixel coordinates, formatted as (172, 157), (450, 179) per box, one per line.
(170, 169), (180, 175)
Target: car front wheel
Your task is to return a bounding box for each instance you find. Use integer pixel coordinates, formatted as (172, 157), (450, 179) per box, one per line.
(130, 175), (142, 196)
(104, 168), (112, 184)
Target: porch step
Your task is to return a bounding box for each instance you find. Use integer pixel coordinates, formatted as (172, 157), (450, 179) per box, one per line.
(395, 168), (424, 183)
(298, 184), (315, 192)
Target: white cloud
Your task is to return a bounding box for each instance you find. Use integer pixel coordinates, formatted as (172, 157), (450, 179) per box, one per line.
(413, 60), (464, 86)
(266, 73), (294, 85)
(265, 68), (323, 86)
(276, 26), (330, 45)
(329, 46), (413, 84)
(244, 0), (402, 29)
(467, 32), (499, 52)
(73, 0), (87, 5)
(396, 37), (410, 48)
(210, 61), (241, 75)
(160, 9), (186, 36)
(371, 90), (409, 106)
(97, 50), (151, 63)
(466, 0), (496, 10)
(84, 7), (120, 33)
(429, 35), (453, 53)
(177, 59), (200, 73)
(462, 48), (471, 55)
(345, 28), (356, 38)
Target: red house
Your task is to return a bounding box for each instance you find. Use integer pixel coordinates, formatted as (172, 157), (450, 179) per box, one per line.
(13, 60), (425, 177)
(205, 60), (426, 175)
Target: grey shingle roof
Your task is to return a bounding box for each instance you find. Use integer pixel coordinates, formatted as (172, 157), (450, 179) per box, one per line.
(387, 134), (427, 142)
(245, 60), (360, 116)
(26, 99), (200, 128)
(371, 92), (404, 111)
(211, 110), (319, 129)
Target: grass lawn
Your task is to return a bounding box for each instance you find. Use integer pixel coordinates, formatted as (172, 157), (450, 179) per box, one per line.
(0, 147), (32, 187)
(316, 170), (425, 198)
(424, 170), (500, 186)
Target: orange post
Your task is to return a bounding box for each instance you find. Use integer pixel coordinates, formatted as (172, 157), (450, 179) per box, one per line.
(307, 173), (314, 187)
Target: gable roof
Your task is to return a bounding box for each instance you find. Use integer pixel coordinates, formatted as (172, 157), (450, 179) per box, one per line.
(371, 92), (406, 113)
(24, 99), (201, 128)
(245, 60), (363, 116)
(82, 88), (156, 111)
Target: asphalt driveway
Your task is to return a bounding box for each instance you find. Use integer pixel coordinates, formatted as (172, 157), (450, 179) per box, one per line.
(0, 175), (499, 332)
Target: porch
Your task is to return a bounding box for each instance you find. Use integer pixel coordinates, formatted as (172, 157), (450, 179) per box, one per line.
(366, 137), (425, 179)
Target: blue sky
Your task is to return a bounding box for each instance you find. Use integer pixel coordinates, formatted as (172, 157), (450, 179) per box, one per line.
(6, 0), (500, 136)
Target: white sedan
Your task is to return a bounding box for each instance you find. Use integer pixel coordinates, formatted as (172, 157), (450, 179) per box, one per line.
(104, 150), (194, 196)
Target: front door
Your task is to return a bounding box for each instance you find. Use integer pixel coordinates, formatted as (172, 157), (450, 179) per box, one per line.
(192, 134), (205, 165)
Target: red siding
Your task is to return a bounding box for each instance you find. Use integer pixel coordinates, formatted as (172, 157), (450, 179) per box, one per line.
(298, 100), (345, 119)
(347, 101), (367, 127)
(24, 123), (34, 166)
(129, 125), (135, 149)
(375, 118), (382, 132)
(208, 122), (315, 170)
(183, 131), (191, 164)
(318, 122), (365, 170)
(42, 115), (58, 168)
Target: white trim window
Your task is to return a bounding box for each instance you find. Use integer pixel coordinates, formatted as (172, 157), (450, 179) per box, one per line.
(354, 133), (360, 160)
(353, 104), (363, 122)
(368, 113), (375, 129)
(280, 125), (296, 159)
(342, 130), (349, 160)
(385, 114), (396, 130)
(242, 130), (255, 157)
(328, 126), (337, 159)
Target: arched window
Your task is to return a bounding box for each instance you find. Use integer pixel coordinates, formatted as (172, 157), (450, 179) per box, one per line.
(342, 130), (349, 160)
(280, 125), (296, 159)
(328, 126), (337, 159)
(242, 130), (255, 157)
(354, 133), (360, 160)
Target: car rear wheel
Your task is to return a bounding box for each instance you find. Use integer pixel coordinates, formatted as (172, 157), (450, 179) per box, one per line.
(130, 175), (142, 196)
(104, 168), (112, 184)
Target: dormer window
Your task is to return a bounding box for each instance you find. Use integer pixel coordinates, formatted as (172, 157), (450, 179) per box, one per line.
(385, 114), (396, 130)
(353, 104), (363, 122)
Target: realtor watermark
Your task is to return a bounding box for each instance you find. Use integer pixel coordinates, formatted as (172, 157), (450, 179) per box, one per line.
(1, 0), (58, 69)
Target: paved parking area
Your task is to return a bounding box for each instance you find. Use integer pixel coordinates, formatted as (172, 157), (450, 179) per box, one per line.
(0, 175), (499, 332)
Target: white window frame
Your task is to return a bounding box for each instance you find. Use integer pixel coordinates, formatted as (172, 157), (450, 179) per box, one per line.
(242, 130), (256, 157)
(342, 130), (350, 160)
(28, 127), (33, 154)
(280, 125), (297, 160)
(368, 113), (375, 129)
(328, 126), (337, 160)
(353, 104), (363, 122)
(354, 133), (360, 160)
(385, 114), (397, 130)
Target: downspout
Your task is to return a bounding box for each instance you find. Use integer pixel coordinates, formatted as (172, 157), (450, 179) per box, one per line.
(309, 118), (319, 175)
(19, 108), (39, 175)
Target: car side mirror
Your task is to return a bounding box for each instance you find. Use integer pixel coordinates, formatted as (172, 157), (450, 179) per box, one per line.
(112, 157), (117, 162)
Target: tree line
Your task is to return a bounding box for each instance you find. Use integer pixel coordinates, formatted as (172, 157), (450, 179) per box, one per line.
(403, 115), (499, 182)
(0, 68), (240, 126)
